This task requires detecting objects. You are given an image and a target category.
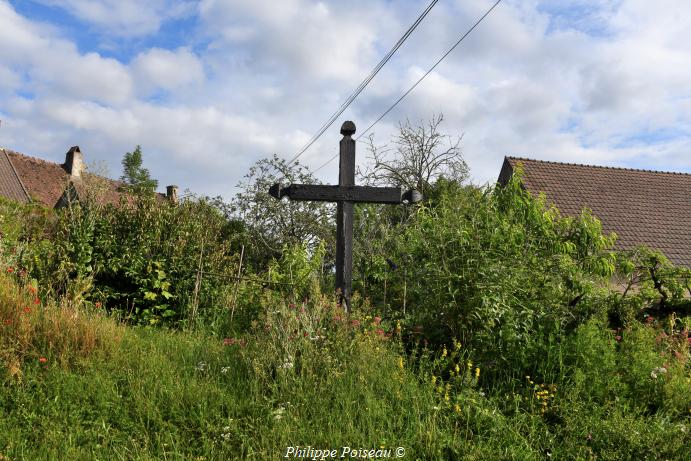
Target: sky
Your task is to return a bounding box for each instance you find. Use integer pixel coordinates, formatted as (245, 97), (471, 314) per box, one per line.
(1, 0), (689, 199)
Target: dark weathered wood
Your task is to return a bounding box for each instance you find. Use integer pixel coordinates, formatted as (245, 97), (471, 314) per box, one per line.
(274, 184), (406, 203)
(336, 122), (356, 312)
(269, 120), (422, 313)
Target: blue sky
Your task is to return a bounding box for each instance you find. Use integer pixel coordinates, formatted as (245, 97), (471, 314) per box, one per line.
(1, 0), (689, 198)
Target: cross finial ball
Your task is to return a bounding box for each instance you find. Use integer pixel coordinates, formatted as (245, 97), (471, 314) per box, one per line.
(340, 121), (356, 136)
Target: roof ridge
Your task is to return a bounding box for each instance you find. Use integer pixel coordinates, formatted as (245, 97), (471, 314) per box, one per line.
(506, 156), (691, 176)
(5, 149), (66, 168)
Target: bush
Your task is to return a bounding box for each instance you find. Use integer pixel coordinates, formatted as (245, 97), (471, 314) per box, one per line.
(386, 173), (618, 380)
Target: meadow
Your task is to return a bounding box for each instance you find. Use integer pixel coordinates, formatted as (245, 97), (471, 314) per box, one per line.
(0, 171), (689, 460)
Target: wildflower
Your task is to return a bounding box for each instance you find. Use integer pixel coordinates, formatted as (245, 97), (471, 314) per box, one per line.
(441, 347), (447, 358)
(281, 362), (294, 369)
(375, 328), (385, 336)
(467, 361), (473, 370)
(38, 357), (47, 363)
(27, 286), (36, 294)
(395, 321), (401, 333)
(431, 376), (437, 385)
(454, 364), (460, 374)
(350, 319), (360, 328)
(3, 319), (11, 325)
(475, 367), (480, 379)
(615, 335), (622, 342)
(221, 367), (230, 374)
(444, 393), (450, 402)
(23, 306), (31, 314)
(397, 357), (404, 370)
(453, 339), (461, 351)
(195, 361), (207, 371)
(273, 407), (285, 420)
(454, 404), (461, 414)
(33, 298), (40, 305)
(373, 316), (381, 326)
(334, 315), (342, 322)
(6, 267), (13, 273)
(95, 302), (102, 308)
(223, 338), (246, 347)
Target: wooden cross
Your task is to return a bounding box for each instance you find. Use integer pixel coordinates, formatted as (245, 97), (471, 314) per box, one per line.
(270, 121), (422, 312)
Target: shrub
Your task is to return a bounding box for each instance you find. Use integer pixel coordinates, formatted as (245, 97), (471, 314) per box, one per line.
(386, 173), (618, 380)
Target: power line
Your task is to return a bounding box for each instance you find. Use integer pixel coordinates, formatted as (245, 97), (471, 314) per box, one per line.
(284, 0), (439, 168)
(310, 0), (503, 175)
(357, 0), (503, 141)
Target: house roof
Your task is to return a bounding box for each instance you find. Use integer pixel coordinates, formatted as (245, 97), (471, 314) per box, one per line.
(0, 147), (150, 208)
(4, 148), (76, 207)
(498, 156), (691, 267)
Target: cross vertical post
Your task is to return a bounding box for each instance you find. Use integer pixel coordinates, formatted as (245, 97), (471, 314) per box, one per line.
(336, 121), (356, 312)
(269, 120), (422, 315)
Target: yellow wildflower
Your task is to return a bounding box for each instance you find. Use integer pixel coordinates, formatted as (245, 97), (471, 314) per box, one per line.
(475, 367), (480, 379)
(431, 375), (437, 385)
(397, 357), (404, 370)
(455, 364), (460, 374)
(454, 404), (461, 414)
(442, 347), (448, 358)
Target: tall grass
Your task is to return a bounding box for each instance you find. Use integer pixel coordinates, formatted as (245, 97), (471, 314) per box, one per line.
(0, 272), (121, 377)
(1, 274), (690, 460)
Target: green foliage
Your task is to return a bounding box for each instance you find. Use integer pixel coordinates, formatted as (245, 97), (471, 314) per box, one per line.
(231, 154), (334, 271)
(88, 196), (238, 326)
(379, 172), (619, 379)
(120, 145), (158, 194)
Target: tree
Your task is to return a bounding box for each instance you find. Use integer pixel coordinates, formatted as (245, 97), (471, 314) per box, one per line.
(358, 114), (468, 197)
(231, 154), (334, 270)
(352, 115), (469, 305)
(121, 145), (158, 194)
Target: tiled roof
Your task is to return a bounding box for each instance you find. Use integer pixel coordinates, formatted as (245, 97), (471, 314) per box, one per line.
(499, 157), (691, 267)
(0, 150), (30, 203)
(5, 149), (73, 207)
(0, 147), (132, 208)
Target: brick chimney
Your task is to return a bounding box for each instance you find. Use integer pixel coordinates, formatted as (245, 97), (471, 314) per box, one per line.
(64, 146), (83, 178)
(166, 185), (179, 204)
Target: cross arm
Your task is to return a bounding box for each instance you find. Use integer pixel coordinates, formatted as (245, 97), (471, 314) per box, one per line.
(269, 183), (422, 204)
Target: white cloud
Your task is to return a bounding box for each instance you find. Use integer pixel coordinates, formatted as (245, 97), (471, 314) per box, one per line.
(0, 1), (134, 105)
(34, 0), (195, 37)
(132, 48), (205, 95)
(1, 0), (690, 200)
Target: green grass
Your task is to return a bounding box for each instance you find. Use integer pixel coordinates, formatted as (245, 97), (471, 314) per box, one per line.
(1, 277), (690, 460)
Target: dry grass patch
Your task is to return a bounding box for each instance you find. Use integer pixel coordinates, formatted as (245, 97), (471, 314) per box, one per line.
(0, 273), (122, 378)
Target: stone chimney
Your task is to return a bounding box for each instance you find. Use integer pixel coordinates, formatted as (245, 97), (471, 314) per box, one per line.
(64, 146), (83, 178)
(166, 185), (179, 204)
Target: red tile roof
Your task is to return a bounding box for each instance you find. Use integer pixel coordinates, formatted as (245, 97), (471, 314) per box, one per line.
(4, 149), (74, 207)
(0, 147), (141, 208)
(499, 157), (691, 267)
